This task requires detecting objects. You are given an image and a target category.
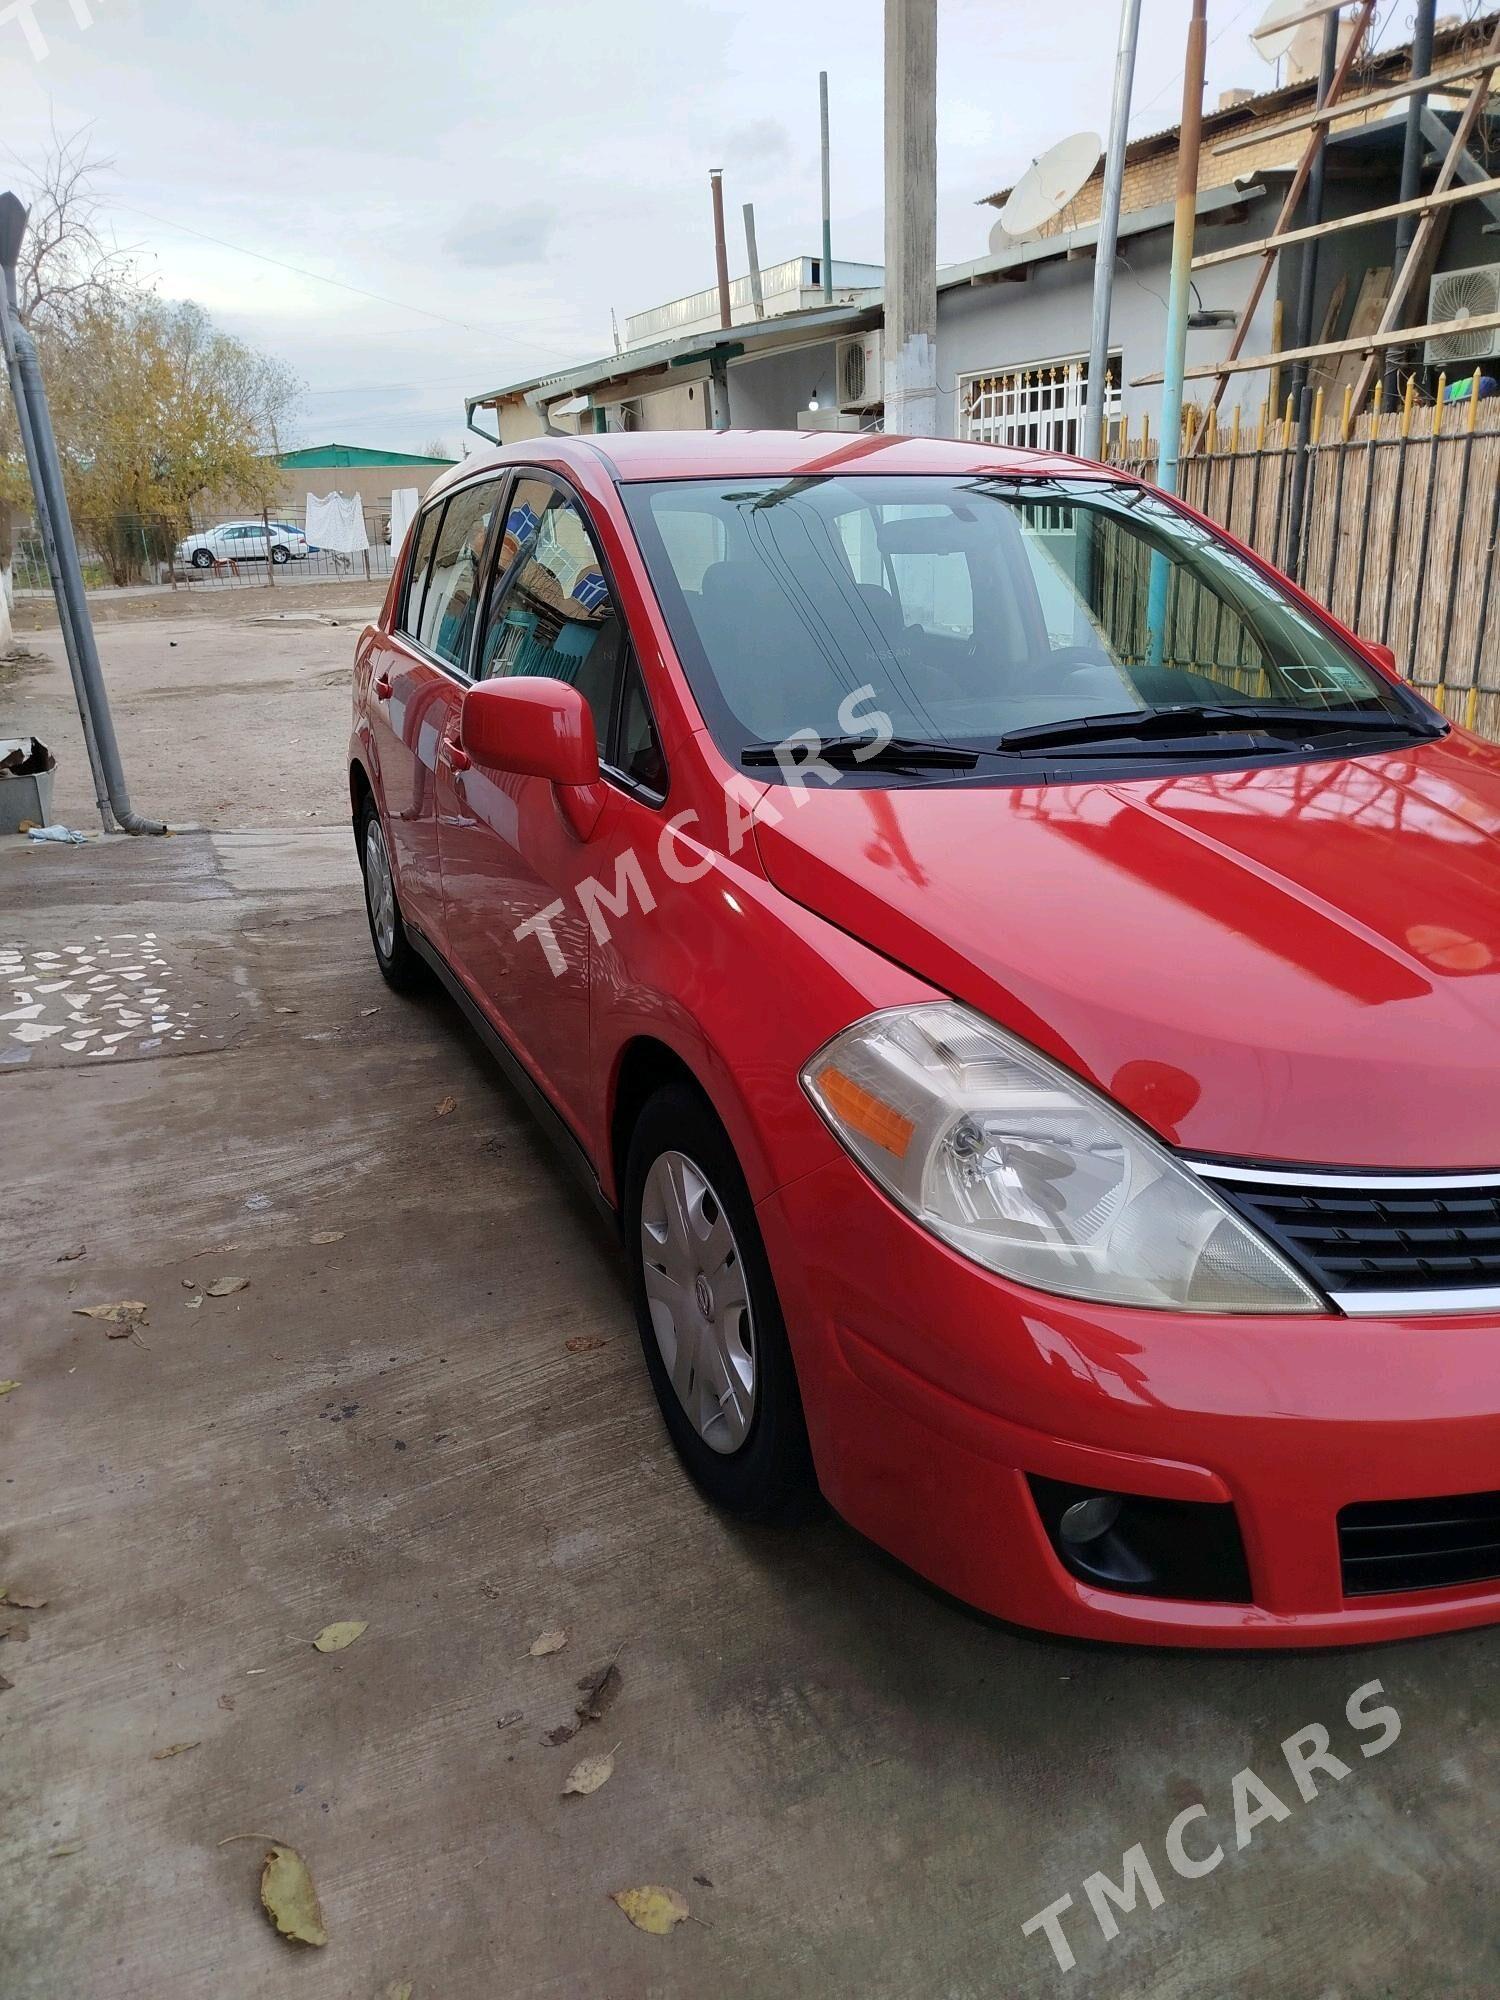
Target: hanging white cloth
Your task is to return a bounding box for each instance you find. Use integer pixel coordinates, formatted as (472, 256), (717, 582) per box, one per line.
(305, 491), (369, 554)
(389, 487), (419, 552)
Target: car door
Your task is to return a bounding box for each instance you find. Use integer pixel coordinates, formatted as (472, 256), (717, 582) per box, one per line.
(436, 473), (644, 1141)
(366, 477), (505, 948)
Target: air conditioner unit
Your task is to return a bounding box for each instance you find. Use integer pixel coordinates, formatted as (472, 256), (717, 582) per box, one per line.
(1426, 263), (1500, 367)
(837, 332), (885, 411)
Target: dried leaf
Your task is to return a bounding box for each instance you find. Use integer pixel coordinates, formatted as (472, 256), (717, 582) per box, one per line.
(528, 1627), (568, 1657)
(73, 1300), (147, 1325)
(575, 1657), (622, 1725)
(385, 1985), (413, 2000)
(0, 1382), (18, 1397)
(48, 1840), (83, 1858)
(310, 1230), (345, 1245)
(56, 1244), (86, 1262)
(564, 1336), (607, 1353)
(5, 1592), (46, 1609)
(259, 1842), (328, 1947)
(205, 1276), (249, 1298)
(312, 1620), (368, 1653)
(151, 1740), (199, 1760)
(611, 1885), (688, 1936)
(563, 1745), (617, 1796)
(186, 1296), (203, 1309)
(435, 1095), (458, 1117)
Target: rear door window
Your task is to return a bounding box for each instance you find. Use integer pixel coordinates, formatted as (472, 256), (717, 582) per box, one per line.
(400, 501), (445, 642)
(419, 477), (506, 668)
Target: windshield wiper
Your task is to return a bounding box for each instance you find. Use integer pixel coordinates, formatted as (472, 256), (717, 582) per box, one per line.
(996, 703), (1441, 754)
(740, 734), (979, 770)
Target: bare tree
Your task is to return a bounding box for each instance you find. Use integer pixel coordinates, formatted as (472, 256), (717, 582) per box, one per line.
(0, 127), (127, 655)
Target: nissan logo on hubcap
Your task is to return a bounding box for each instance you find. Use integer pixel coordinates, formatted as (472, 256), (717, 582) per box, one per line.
(694, 1273), (714, 1319)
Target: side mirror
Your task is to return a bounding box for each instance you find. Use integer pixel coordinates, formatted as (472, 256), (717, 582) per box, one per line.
(1364, 641), (1398, 676)
(460, 676), (600, 787)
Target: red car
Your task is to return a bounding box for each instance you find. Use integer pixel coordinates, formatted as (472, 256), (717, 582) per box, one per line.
(351, 429), (1500, 1649)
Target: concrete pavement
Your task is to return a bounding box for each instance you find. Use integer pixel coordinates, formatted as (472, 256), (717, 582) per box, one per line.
(2, 824), (1496, 1999)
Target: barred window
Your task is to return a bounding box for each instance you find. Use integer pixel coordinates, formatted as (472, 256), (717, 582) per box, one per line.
(958, 354), (1121, 456)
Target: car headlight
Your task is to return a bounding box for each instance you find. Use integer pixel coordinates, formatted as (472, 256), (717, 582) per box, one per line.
(800, 1005), (1323, 1313)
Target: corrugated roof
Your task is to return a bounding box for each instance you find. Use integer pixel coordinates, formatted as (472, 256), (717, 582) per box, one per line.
(278, 444), (457, 468)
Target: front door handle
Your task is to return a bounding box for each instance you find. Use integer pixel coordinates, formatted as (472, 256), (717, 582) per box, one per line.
(373, 673), (393, 701)
(441, 732), (471, 774)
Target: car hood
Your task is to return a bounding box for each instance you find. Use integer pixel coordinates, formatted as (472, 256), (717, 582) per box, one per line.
(752, 736), (1500, 1169)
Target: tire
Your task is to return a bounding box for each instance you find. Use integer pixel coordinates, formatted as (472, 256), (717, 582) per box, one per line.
(624, 1083), (818, 1522)
(191, 548), (214, 569)
(357, 793), (426, 993)
(270, 544), (291, 565)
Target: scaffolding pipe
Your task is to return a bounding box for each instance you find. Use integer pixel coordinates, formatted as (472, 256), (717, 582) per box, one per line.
(1084, 0), (1142, 462)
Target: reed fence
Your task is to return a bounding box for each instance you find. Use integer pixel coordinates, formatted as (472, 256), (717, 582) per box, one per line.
(1106, 376), (1500, 740)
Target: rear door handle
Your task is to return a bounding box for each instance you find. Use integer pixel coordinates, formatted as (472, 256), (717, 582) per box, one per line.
(373, 673), (393, 701)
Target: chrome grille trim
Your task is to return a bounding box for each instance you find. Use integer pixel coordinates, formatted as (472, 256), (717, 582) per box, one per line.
(1188, 1160), (1500, 1193)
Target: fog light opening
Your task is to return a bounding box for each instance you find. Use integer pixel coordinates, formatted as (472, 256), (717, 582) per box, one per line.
(1059, 1493), (1123, 1545)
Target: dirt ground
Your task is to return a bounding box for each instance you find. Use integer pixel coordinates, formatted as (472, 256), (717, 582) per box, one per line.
(3, 605), (1499, 1998)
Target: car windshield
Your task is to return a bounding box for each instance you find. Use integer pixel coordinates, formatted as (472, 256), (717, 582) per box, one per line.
(621, 473), (1423, 772)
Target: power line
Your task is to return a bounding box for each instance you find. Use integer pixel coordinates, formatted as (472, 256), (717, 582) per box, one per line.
(103, 201), (585, 363)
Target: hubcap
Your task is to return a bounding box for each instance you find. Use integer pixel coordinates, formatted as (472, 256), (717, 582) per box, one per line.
(364, 817), (396, 959)
(640, 1149), (756, 1454)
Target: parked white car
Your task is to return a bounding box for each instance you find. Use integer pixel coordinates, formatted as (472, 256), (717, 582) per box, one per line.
(176, 521), (310, 569)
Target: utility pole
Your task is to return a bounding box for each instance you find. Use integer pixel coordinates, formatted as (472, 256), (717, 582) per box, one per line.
(743, 203), (766, 318)
(1155, 0), (1207, 498)
(1384, 0), (1436, 401)
(709, 169), (732, 330)
(882, 0), (938, 436)
(1083, 0), (1142, 462)
(819, 70), (834, 303)
(1282, 7), (1340, 579)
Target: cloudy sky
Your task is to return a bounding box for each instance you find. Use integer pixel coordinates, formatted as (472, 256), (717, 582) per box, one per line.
(5, 0), (1412, 456)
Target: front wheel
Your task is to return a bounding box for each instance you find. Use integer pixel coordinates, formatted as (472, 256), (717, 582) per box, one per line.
(357, 795), (425, 993)
(624, 1083), (818, 1522)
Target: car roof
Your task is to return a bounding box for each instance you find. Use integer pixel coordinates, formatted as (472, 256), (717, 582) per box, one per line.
(434, 429), (1128, 493)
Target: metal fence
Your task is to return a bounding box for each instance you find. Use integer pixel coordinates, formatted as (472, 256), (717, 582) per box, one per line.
(1106, 381), (1500, 740)
(13, 503), (398, 596)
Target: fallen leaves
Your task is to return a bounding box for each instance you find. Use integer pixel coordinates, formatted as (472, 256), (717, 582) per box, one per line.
(204, 1276), (249, 1298)
(0, 1382), (18, 1397)
(545, 1653), (623, 1746)
(259, 1842), (328, 1947)
(384, 1985), (413, 2000)
(309, 1230), (344, 1245)
(72, 1300), (148, 1326)
(610, 1885), (689, 1936)
(151, 1741), (200, 1760)
(47, 1841), (84, 1859)
(435, 1094), (458, 1117)
(564, 1336), (608, 1353)
(312, 1620), (368, 1653)
(528, 1628), (568, 1658)
(562, 1745), (617, 1796)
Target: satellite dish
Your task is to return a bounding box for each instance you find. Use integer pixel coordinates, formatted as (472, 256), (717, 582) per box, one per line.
(996, 130), (1102, 241)
(1252, 0), (1337, 65)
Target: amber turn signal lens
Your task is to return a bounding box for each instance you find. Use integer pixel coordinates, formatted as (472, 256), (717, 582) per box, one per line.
(815, 1064), (915, 1158)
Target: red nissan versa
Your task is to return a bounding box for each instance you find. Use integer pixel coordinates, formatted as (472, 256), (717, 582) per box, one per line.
(350, 429), (1500, 1649)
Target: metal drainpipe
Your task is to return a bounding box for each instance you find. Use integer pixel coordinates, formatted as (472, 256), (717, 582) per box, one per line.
(2, 302), (165, 834)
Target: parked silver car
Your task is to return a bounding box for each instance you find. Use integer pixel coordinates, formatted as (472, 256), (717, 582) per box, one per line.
(176, 521), (310, 568)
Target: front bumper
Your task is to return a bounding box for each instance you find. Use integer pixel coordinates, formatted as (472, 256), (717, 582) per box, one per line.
(759, 1154), (1500, 1647)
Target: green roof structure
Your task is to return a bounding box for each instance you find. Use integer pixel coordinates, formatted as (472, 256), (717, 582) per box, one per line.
(278, 444), (456, 469)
